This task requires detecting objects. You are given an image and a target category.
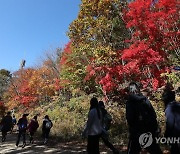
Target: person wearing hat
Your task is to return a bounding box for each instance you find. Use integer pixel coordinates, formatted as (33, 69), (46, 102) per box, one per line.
(16, 114), (28, 147)
(1, 111), (13, 142)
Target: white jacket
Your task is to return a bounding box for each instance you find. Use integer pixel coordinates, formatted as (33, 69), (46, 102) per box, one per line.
(84, 108), (102, 136)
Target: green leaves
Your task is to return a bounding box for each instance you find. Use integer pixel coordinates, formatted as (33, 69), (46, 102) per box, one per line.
(0, 69), (11, 99)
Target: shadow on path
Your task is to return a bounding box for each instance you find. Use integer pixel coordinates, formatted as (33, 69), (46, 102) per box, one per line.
(0, 133), (127, 154)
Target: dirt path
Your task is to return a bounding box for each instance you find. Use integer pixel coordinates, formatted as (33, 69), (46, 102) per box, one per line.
(0, 133), (127, 154)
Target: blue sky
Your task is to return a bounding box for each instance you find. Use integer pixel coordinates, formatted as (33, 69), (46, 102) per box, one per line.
(0, 0), (81, 72)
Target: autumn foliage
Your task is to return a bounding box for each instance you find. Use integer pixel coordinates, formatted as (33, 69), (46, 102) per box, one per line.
(121, 0), (179, 89)
(2, 0), (180, 109)
(81, 0), (179, 95)
(6, 61), (59, 108)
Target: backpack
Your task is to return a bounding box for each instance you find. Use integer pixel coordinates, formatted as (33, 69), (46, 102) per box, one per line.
(137, 98), (158, 133)
(45, 121), (52, 129)
(103, 111), (112, 131)
(18, 118), (27, 131)
(19, 123), (26, 131)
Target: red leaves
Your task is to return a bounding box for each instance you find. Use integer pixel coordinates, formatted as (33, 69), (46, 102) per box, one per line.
(17, 79), (38, 106)
(85, 0), (179, 94)
(123, 61), (140, 74)
(19, 81), (30, 94)
(120, 40), (166, 90)
(99, 73), (117, 92)
(122, 41), (163, 67)
(122, 41), (147, 60)
(119, 0), (179, 91)
(60, 41), (72, 66)
(81, 0), (178, 96)
(15, 96), (38, 106)
(126, 0), (179, 52)
(54, 78), (62, 91)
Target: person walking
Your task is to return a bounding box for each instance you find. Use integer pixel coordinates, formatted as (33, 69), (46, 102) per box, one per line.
(82, 97), (102, 154)
(27, 115), (39, 144)
(99, 101), (119, 154)
(126, 82), (162, 154)
(42, 115), (53, 144)
(16, 114), (28, 148)
(1, 111), (12, 142)
(162, 86), (180, 154)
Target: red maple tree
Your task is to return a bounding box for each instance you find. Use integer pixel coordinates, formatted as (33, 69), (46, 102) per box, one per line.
(85, 0), (179, 95)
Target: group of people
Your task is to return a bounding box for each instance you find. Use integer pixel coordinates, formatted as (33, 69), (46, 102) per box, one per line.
(0, 113), (53, 148)
(83, 82), (180, 154)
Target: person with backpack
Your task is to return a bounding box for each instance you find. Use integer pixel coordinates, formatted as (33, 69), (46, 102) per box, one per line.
(162, 86), (180, 154)
(27, 115), (39, 144)
(42, 115), (53, 144)
(99, 101), (119, 154)
(126, 82), (162, 154)
(1, 111), (13, 142)
(16, 114), (28, 148)
(82, 97), (102, 154)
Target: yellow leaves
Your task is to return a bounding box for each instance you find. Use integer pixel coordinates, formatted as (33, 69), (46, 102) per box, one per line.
(6, 100), (19, 110)
(93, 45), (111, 56)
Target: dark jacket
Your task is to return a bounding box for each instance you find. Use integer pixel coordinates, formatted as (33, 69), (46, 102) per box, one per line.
(17, 117), (28, 132)
(165, 101), (180, 137)
(100, 107), (107, 125)
(42, 119), (53, 131)
(126, 94), (158, 137)
(162, 90), (175, 107)
(28, 119), (39, 133)
(1, 115), (13, 132)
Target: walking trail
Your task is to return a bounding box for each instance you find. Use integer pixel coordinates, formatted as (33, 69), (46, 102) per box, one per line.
(0, 133), (170, 154)
(0, 133), (127, 154)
